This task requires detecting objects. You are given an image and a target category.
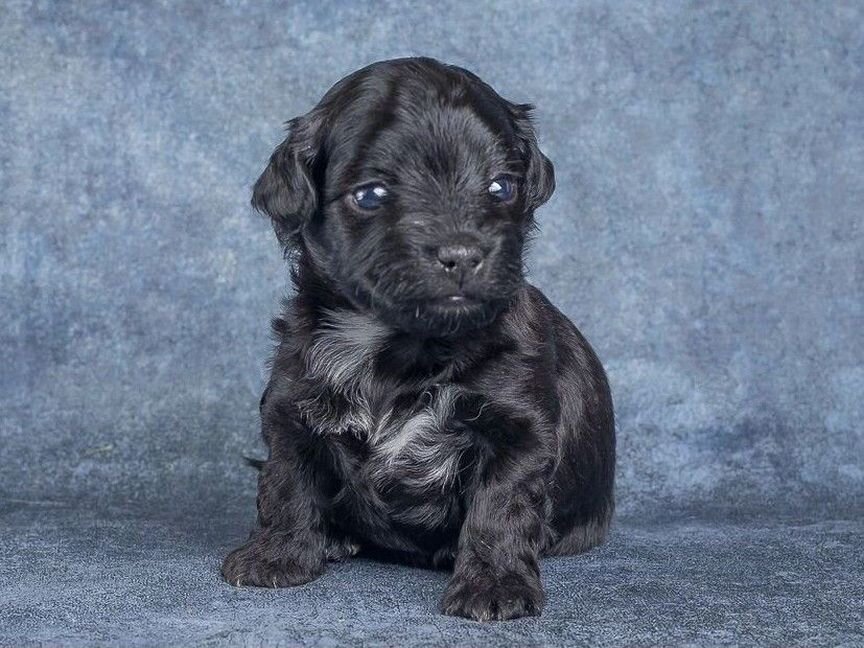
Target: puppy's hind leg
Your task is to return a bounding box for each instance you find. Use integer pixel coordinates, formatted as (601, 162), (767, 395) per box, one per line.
(545, 510), (612, 556)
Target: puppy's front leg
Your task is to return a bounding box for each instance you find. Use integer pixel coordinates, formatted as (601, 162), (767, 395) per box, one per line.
(222, 415), (327, 588)
(441, 438), (550, 621)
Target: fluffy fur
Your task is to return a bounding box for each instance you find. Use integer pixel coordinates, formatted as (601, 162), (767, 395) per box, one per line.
(222, 57), (615, 621)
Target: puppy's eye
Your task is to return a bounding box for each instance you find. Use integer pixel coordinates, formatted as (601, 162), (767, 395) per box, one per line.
(352, 184), (388, 210)
(488, 176), (516, 202)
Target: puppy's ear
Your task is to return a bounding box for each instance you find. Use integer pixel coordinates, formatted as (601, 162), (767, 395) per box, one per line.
(252, 111), (325, 248)
(510, 103), (555, 211)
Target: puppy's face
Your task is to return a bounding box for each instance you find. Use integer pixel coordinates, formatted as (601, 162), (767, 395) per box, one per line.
(253, 58), (554, 336)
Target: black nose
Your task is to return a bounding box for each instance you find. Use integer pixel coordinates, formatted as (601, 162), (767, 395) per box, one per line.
(436, 243), (485, 275)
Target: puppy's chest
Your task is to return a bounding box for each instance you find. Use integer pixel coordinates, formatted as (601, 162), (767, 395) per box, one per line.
(296, 312), (473, 495)
(307, 385), (471, 497)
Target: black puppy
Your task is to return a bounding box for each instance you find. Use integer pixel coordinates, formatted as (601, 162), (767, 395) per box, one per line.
(222, 57), (615, 622)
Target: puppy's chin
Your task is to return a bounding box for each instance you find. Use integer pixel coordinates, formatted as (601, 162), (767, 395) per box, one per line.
(373, 296), (507, 338)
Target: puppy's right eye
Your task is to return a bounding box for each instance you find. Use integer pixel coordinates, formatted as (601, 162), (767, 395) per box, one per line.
(351, 184), (388, 211)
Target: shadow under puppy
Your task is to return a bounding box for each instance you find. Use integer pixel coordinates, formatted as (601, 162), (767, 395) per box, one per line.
(223, 57), (615, 622)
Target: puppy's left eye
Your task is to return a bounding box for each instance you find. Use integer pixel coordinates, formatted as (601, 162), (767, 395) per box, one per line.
(488, 176), (516, 202)
(352, 184), (388, 211)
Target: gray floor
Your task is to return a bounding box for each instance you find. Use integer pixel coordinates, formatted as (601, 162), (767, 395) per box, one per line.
(3, 502), (862, 648)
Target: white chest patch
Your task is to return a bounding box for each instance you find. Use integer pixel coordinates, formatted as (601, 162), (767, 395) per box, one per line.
(297, 309), (471, 497)
(367, 385), (469, 493)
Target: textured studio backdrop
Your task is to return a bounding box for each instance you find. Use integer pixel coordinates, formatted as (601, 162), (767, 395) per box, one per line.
(1, 2), (862, 647)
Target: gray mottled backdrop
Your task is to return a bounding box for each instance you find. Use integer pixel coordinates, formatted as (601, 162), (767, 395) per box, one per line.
(1, 2), (862, 646)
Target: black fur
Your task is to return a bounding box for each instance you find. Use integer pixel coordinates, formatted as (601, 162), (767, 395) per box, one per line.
(222, 57), (615, 622)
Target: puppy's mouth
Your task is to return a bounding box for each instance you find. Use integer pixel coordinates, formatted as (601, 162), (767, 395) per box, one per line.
(426, 294), (487, 319)
(435, 294), (481, 307)
(346, 269), (515, 337)
(369, 292), (506, 338)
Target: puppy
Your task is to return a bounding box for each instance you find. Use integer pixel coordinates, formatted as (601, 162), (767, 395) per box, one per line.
(222, 57), (615, 622)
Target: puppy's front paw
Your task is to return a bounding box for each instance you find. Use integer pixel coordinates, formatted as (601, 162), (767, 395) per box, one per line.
(221, 536), (324, 588)
(440, 570), (544, 621)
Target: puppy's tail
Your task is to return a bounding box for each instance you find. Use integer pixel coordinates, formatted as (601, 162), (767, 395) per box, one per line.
(242, 456), (266, 471)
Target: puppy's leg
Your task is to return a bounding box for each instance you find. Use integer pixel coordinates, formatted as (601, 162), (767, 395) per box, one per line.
(441, 439), (550, 621)
(222, 418), (328, 588)
(546, 511), (612, 556)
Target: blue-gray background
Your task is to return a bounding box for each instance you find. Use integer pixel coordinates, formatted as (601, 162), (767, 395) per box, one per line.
(1, 2), (862, 647)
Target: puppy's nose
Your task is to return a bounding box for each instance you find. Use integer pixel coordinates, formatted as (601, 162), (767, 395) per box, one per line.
(436, 243), (485, 275)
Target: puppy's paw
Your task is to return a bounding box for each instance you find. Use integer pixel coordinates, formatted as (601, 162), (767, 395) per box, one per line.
(221, 537), (324, 588)
(440, 570), (544, 621)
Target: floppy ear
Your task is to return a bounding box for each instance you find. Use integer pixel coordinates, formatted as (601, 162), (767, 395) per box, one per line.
(251, 110), (325, 249)
(510, 103), (555, 212)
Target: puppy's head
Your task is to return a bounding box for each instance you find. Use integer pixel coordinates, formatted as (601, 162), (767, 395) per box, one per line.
(253, 57), (554, 336)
